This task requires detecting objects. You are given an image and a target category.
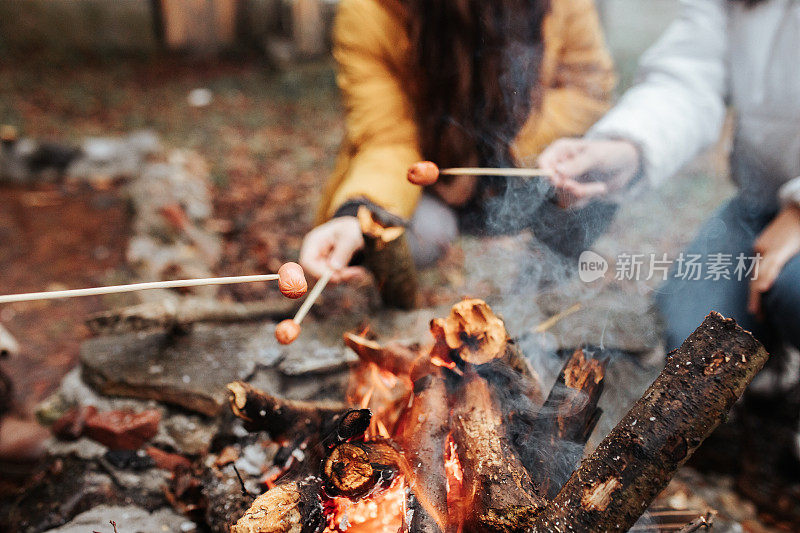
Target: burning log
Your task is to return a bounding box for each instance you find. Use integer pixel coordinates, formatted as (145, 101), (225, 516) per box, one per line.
(343, 333), (422, 378)
(451, 371), (546, 532)
(323, 441), (403, 499)
(227, 381), (352, 443)
(521, 348), (606, 497)
(357, 206), (418, 310)
(396, 373), (451, 533)
(230, 476), (325, 533)
(528, 312), (769, 532)
(430, 299), (543, 400)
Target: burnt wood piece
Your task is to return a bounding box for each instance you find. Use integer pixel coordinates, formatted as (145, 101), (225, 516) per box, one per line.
(396, 373), (450, 533)
(528, 312), (769, 532)
(322, 440), (403, 500)
(226, 381), (351, 443)
(520, 348), (606, 497)
(230, 476), (325, 533)
(430, 300), (543, 399)
(343, 332), (422, 377)
(357, 206), (418, 310)
(451, 371), (547, 532)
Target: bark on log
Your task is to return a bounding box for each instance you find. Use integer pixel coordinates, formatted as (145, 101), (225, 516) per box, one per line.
(231, 476), (325, 533)
(87, 298), (296, 335)
(396, 373), (450, 533)
(527, 312), (769, 532)
(451, 371), (547, 532)
(227, 381), (350, 442)
(358, 206), (418, 310)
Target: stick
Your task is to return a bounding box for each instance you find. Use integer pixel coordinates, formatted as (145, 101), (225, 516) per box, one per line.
(440, 167), (553, 178)
(293, 270), (332, 325)
(533, 303), (582, 333)
(0, 274), (280, 304)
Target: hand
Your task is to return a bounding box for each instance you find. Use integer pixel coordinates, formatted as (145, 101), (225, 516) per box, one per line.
(748, 205), (800, 317)
(299, 217), (367, 283)
(537, 138), (641, 208)
(432, 174), (478, 207)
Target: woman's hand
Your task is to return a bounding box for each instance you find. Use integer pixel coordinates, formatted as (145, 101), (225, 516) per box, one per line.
(537, 138), (641, 207)
(749, 205), (800, 317)
(299, 217), (367, 283)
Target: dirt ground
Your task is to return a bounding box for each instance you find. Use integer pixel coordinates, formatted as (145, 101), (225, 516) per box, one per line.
(0, 55), (794, 531)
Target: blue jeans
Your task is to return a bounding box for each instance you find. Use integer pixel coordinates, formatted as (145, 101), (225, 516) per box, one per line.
(655, 196), (800, 352)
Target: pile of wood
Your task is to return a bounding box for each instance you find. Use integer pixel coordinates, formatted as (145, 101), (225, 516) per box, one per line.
(227, 299), (769, 533)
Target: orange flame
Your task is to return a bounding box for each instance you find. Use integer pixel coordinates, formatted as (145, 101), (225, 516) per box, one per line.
(325, 476), (407, 533)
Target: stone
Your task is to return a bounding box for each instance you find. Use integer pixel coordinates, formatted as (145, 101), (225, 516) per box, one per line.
(44, 504), (191, 533)
(84, 409), (161, 451)
(80, 323), (282, 416)
(0, 323), (19, 356)
(43, 436), (109, 462)
(146, 446), (192, 472)
(52, 405), (98, 441)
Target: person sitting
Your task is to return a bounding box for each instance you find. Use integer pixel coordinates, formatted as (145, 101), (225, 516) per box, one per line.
(300, 0), (616, 282)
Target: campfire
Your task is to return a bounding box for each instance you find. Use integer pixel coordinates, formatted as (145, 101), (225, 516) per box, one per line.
(227, 299), (768, 533)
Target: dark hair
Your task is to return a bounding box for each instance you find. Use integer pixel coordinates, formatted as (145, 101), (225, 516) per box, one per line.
(405, 0), (550, 169)
(731, 0), (769, 5)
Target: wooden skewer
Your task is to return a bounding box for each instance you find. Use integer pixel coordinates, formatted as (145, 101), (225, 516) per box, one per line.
(275, 270), (332, 345)
(440, 167), (554, 178)
(294, 270), (332, 325)
(0, 275), (280, 304)
(407, 161), (553, 186)
(0, 262), (309, 304)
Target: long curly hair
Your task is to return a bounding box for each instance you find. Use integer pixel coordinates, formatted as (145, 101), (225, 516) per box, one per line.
(405, 0), (550, 170)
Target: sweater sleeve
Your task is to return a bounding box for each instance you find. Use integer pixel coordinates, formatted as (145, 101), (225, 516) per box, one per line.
(587, 0), (728, 186)
(325, 0), (423, 220)
(513, 0), (616, 162)
(779, 177), (800, 207)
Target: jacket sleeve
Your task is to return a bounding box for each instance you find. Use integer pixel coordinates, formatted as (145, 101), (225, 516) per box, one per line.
(779, 177), (800, 207)
(588, 0), (728, 186)
(513, 0), (616, 162)
(325, 0), (423, 220)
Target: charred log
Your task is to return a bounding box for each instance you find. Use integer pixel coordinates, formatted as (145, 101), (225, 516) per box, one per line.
(520, 348), (606, 497)
(528, 312), (769, 532)
(231, 476), (325, 533)
(226, 381), (352, 443)
(358, 206), (419, 310)
(322, 441), (402, 500)
(451, 371), (546, 532)
(397, 373), (450, 533)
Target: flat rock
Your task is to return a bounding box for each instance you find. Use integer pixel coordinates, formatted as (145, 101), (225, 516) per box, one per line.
(45, 504), (192, 533)
(80, 323), (281, 416)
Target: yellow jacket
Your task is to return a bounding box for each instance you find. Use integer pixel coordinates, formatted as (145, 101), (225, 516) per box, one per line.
(318, 0), (616, 222)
